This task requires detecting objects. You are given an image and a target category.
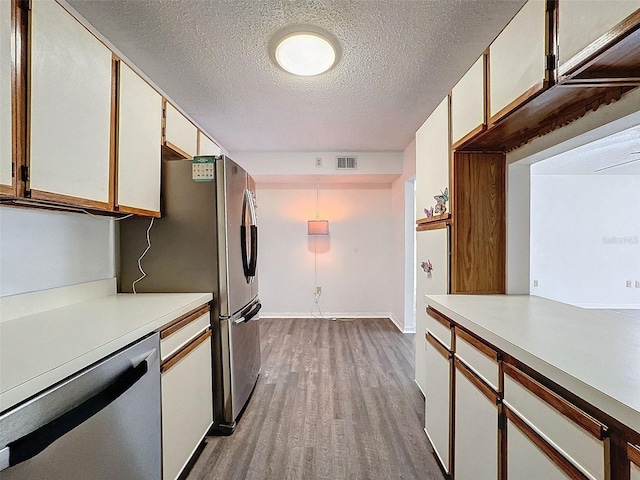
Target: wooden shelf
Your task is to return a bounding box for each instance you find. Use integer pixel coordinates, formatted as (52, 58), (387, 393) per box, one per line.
(416, 213), (451, 231)
(457, 11), (640, 153)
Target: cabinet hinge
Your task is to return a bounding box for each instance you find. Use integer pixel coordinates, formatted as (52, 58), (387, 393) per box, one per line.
(11, 162), (15, 178)
(546, 54), (556, 71)
(20, 165), (29, 182)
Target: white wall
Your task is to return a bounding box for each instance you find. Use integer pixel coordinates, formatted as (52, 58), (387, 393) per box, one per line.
(255, 182), (394, 319)
(232, 150), (403, 178)
(530, 175), (640, 308)
(390, 140), (417, 332)
(0, 206), (115, 297)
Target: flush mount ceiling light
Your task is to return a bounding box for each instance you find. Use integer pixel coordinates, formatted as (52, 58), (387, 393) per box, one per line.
(275, 32), (336, 76)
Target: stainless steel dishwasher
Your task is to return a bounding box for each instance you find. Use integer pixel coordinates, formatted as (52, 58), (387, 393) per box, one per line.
(0, 332), (161, 480)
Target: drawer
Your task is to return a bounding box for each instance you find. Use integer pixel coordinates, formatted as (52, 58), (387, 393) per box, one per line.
(161, 331), (213, 480)
(426, 306), (452, 349)
(160, 306), (210, 361)
(503, 363), (608, 480)
(630, 443), (640, 480)
(454, 328), (500, 391)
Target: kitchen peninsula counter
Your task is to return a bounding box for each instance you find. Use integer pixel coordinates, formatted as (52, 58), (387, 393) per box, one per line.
(425, 294), (640, 433)
(0, 279), (212, 412)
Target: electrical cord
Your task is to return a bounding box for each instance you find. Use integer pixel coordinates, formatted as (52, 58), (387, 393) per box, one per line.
(132, 217), (154, 294)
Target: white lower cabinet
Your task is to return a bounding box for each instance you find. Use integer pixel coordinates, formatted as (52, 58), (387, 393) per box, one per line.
(425, 331), (452, 475)
(504, 364), (606, 479)
(506, 409), (573, 480)
(160, 307), (213, 480)
(454, 359), (499, 480)
(415, 313), (428, 395)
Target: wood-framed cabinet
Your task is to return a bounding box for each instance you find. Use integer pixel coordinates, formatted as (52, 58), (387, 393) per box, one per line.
(0, 0), (14, 196)
(116, 61), (163, 217)
(164, 101), (198, 159)
(454, 358), (500, 480)
(488, 0), (549, 124)
(557, 1), (640, 77)
(425, 331), (454, 477)
(198, 130), (221, 156)
(4, 0), (223, 217)
(420, 306), (640, 480)
(159, 305), (214, 480)
(451, 53), (486, 149)
(28, 0), (114, 210)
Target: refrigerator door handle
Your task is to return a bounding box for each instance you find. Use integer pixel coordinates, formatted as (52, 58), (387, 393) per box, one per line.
(233, 302), (262, 324)
(0, 350), (155, 471)
(241, 189), (258, 281)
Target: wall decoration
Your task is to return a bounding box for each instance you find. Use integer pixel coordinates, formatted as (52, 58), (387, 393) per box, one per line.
(421, 259), (433, 278)
(434, 187), (449, 215)
(424, 206), (434, 218)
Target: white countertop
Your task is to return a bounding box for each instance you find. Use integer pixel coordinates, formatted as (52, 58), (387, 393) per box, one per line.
(425, 294), (640, 433)
(0, 282), (212, 412)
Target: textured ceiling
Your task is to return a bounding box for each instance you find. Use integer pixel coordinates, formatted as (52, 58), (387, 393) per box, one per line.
(66, 0), (526, 153)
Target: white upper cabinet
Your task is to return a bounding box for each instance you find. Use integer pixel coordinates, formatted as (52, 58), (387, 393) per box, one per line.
(451, 55), (485, 146)
(489, 0), (546, 121)
(197, 131), (221, 156)
(117, 62), (162, 215)
(0, 0), (12, 192)
(165, 103), (198, 159)
(558, 0), (639, 66)
(415, 96), (449, 219)
(29, 0), (113, 205)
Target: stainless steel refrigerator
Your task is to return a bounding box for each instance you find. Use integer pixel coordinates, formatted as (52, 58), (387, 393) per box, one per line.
(119, 155), (261, 434)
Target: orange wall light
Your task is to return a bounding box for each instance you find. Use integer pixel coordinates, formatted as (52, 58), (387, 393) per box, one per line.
(308, 219), (329, 235)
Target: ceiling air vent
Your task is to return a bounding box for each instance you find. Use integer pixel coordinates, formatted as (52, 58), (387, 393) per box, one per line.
(336, 156), (357, 170)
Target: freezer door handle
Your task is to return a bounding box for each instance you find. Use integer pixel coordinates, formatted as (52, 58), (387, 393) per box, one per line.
(233, 302), (262, 324)
(241, 188), (258, 282)
(0, 349), (156, 472)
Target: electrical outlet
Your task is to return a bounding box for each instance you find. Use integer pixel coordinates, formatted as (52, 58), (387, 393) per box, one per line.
(626, 280), (632, 287)
(316, 286), (322, 294)
(636, 281), (640, 288)
(315, 157), (322, 168)
(533, 280), (538, 287)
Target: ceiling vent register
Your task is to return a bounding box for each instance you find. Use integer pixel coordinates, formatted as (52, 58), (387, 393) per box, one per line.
(336, 156), (357, 170)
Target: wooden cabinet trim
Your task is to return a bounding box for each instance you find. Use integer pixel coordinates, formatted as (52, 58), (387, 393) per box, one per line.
(558, 9), (640, 79)
(117, 205), (161, 218)
(503, 362), (607, 440)
(489, 80), (547, 126)
(109, 55), (118, 211)
(629, 443), (640, 467)
(451, 124), (485, 151)
(416, 221), (449, 232)
(454, 356), (498, 404)
(455, 327), (498, 362)
(161, 329), (211, 373)
(426, 331), (450, 360)
(158, 304), (211, 339)
(29, 190), (110, 211)
(505, 405), (591, 480)
(426, 306), (452, 330)
(164, 140), (192, 160)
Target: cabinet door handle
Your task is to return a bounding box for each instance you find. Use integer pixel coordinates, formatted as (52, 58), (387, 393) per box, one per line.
(0, 350), (156, 472)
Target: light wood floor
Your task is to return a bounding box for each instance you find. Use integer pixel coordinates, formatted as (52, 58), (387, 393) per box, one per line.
(187, 318), (444, 480)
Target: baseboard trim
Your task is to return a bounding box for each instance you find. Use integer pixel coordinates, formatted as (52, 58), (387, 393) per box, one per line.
(260, 312), (394, 319)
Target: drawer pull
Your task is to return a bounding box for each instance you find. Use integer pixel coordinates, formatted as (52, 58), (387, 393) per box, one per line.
(159, 304), (210, 339)
(161, 330), (211, 373)
(504, 363), (607, 440)
(505, 406), (591, 480)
